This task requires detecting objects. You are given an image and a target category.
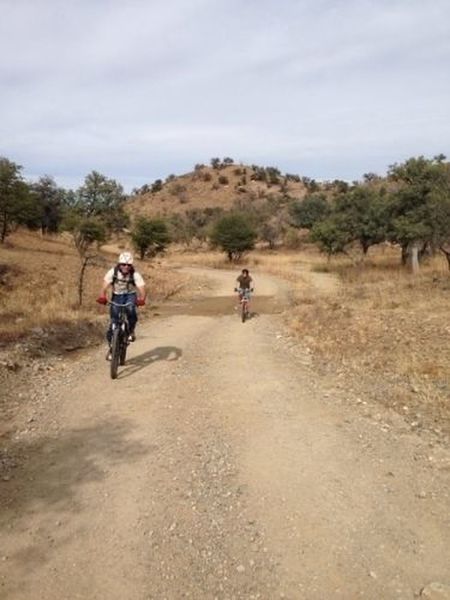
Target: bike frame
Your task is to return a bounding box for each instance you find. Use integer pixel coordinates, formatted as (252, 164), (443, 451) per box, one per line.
(108, 301), (134, 379)
(237, 289), (250, 322)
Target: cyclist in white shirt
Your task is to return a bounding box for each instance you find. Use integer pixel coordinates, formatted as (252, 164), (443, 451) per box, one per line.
(96, 252), (146, 356)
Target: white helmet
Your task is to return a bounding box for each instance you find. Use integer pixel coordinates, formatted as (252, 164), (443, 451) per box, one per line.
(118, 252), (133, 265)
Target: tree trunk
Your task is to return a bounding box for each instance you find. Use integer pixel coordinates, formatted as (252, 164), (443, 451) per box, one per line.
(1, 212), (8, 243)
(401, 243), (409, 266)
(418, 242), (430, 263)
(361, 240), (370, 255)
(78, 256), (89, 306)
(409, 241), (420, 274)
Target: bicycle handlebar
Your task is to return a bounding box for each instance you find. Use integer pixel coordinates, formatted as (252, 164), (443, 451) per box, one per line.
(108, 301), (136, 308)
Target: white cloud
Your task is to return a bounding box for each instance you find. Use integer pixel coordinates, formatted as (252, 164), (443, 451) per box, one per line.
(1, 0), (449, 189)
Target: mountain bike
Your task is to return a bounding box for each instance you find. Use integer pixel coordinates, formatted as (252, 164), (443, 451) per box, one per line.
(109, 301), (134, 379)
(235, 288), (251, 323)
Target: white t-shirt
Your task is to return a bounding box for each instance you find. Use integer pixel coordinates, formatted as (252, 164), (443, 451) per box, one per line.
(104, 267), (145, 295)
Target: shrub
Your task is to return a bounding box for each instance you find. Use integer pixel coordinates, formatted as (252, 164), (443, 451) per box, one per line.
(131, 217), (171, 259)
(210, 214), (257, 261)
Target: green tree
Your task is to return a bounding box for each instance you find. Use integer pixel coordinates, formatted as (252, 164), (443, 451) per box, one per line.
(31, 175), (66, 234)
(310, 215), (353, 258)
(0, 157), (37, 242)
(210, 214), (257, 261)
(334, 186), (387, 254)
(289, 193), (330, 229)
(75, 171), (128, 233)
(131, 217), (170, 260)
(386, 155), (449, 271)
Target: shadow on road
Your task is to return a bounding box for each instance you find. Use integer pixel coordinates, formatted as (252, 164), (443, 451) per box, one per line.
(0, 418), (150, 518)
(0, 418), (152, 581)
(118, 345), (182, 379)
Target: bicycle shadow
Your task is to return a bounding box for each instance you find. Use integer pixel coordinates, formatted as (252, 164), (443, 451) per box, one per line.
(119, 346), (182, 379)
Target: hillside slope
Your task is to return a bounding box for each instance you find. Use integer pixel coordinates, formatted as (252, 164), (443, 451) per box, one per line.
(127, 163), (308, 219)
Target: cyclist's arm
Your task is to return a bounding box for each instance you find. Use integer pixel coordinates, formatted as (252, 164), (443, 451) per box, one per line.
(100, 270), (114, 296)
(136, 285), (146, 301)
(134, 271), (146, 301)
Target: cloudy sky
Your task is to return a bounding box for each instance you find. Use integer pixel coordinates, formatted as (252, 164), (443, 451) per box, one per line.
(1, 0), (449, 191)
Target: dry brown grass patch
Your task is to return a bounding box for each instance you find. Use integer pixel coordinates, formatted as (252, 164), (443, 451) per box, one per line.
(0, 231), (187, 346)
(289, 249), (450, 433)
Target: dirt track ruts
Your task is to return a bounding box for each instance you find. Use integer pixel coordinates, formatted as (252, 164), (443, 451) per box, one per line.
(1, 268), (450, 599)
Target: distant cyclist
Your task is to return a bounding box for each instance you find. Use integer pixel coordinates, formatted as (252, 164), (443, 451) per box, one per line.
(235, 268), (254, 306)
(96, 252), (146, 359)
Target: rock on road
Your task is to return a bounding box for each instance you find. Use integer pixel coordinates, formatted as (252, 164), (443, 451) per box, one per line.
(1, 268), (450, 599)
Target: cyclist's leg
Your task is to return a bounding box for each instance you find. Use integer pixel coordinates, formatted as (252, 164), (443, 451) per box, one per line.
(236, 288), (243, 311)
(125, 293), (138, 340)
(106, 297), (120, 360)
(245, 289), (251, 315)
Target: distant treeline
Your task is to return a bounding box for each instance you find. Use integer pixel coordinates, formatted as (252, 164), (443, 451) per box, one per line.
(1, 154), (449, 271)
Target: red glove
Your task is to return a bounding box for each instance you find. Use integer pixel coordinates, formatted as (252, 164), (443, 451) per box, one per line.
(96, 295), (108, 305)
(136, 298), (146, 307)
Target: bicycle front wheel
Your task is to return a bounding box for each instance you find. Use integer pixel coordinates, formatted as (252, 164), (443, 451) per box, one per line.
(110, 328), (120, 379)
(119, 339), (127, 366)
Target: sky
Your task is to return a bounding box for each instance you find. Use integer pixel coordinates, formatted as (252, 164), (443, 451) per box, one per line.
(1, 0), (449, 192)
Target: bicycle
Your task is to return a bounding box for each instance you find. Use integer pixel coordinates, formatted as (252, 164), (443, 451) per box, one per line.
(108, 301), (134, 379)
(235, 288), (251, 322)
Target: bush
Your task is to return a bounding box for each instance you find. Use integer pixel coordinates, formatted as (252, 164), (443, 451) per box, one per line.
(283, 228), (302, 249)
(210, 214), (257, 261)
(131, 217), (170, 259)
(169, 183), (186, 196)
(151, 179), (163, 193)
(218, 175), (229, 185)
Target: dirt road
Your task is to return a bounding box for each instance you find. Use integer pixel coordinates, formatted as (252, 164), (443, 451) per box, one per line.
(1, 268), (450, 599)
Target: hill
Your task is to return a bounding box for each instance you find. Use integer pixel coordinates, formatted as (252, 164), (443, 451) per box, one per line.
(126, 162), (308, 219)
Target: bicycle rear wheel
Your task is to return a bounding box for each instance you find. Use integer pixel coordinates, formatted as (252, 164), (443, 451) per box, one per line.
(110, 328), (120, 379)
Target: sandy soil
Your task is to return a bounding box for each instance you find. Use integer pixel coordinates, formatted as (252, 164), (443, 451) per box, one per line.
(1, 268), (450, 599)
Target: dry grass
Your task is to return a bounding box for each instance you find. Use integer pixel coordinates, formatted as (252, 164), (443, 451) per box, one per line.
(169, 248), (310, 282)
(289, 249), (450, 433)
(0, 231), (187, 345)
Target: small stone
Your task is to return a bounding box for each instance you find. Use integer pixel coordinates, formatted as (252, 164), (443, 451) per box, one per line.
(236, 565), (245, 573)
